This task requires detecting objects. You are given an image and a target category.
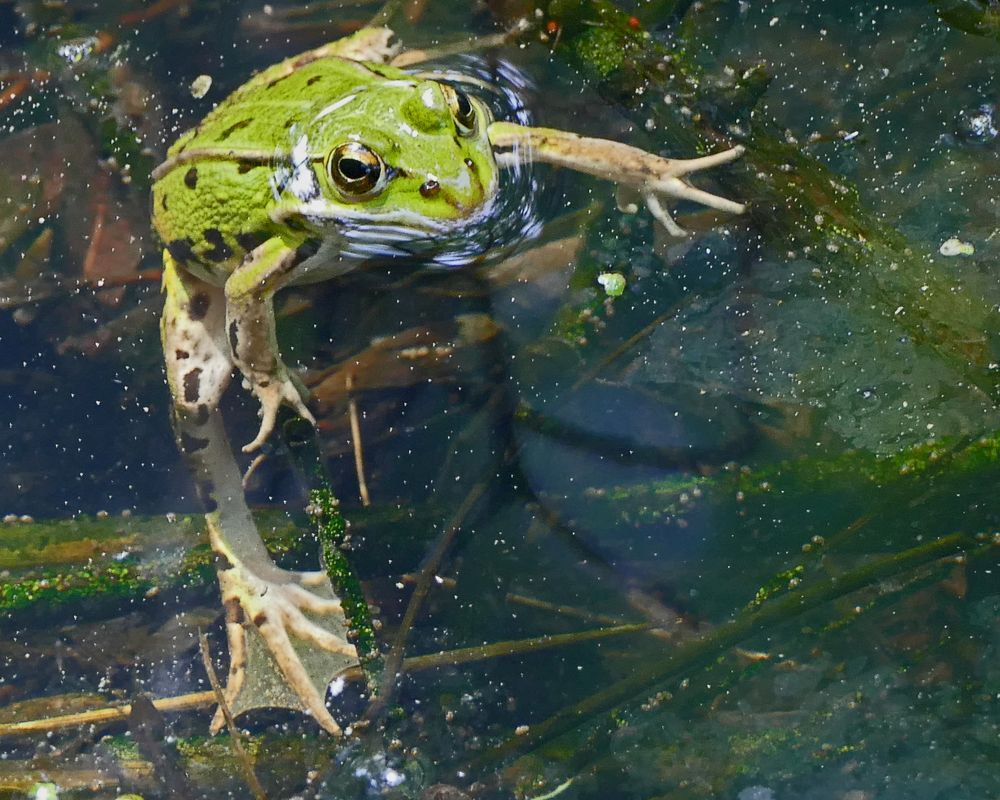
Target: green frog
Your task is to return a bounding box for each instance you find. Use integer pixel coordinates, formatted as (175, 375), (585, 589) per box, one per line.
(151, 26), (745, 735)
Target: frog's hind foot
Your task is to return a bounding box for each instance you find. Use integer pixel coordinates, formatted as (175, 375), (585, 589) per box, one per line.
(646, 145), (747, 237)
(210, 563), (359, 735)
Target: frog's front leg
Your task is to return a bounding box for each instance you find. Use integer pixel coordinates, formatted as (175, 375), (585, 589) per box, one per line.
(162, 254), (357, 735)
(487, 121), (745, 236)
(224, 237), (316, 453)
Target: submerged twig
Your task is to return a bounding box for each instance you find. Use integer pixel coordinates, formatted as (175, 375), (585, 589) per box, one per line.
(0, 624), (646, 739)
(346, 372), (371, 507)
(198, 633), (268, 800)
(368, 478), (489, 721)
(506, 592), (633, 628)
(198, 633), (267, 800)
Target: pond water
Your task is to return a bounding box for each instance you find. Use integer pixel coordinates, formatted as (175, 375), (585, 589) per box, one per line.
(1, 1), (998, 798)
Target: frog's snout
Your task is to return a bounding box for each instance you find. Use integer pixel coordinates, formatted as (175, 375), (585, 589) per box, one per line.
(427, 163), (493, 218)
(418, 177), (479, 211)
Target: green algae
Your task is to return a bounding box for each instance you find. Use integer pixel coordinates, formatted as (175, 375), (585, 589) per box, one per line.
(576, 429), (1000, 532)
(0, 512), (299, 622)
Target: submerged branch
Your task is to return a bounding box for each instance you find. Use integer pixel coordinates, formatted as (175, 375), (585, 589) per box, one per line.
(0, 623), (648, 739)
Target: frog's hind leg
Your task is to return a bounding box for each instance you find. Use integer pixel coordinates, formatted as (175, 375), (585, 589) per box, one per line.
(487, 121), (746, 237)
(224, 237), (316, 453)
(162, 253), (357, 735)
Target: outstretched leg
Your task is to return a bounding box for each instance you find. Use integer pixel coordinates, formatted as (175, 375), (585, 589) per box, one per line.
(487, 121), (746, 236)
(161, 252), (357, 735)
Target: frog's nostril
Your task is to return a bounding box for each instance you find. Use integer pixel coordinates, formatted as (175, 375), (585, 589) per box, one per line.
(419, 179), (441, 199)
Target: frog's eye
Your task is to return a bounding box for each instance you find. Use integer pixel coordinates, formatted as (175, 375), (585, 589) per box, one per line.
(327, 143), (385, 197)
(442, 84), (477, 136)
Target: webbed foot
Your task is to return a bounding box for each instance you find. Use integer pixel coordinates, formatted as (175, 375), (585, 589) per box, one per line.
(640, 145), (747, 236)
(213, 560), (358, 735)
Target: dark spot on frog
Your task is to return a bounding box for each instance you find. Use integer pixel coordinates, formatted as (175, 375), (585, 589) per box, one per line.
(258, 379), (270, 388)
(203, 228), (234, 262)
(236, 231), (267, 252)
(195, 404), (210, 426)
(167, 238), (195, 265)
(195, 479), (218, 512)
(420, 179), (440, 199)
(219, 118), (253, 141)
(464, 157), (476, 173)
(266, 72), (292, 90)
(252, 611), (268, 627)
(175, 349), (190, 360)
(179, 431), (209, 453)
(237, 161), (258, 174)
(183, 367), (202, 403)
(306, 75), (322, 86)
(160, 193), (169, 211)
(285, 218), (306, 232)
(214, 552), (234, 572)
(188, 291), (211, 320)
(283, 118), (294, 130)
(225, 599), (244, 624)
(184, 167), (198, 189)
(295, 239), (320, 261)
(229, 321), (239, 356)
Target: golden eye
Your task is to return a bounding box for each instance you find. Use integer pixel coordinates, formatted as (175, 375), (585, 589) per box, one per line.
(327, 142), (384, 196)
(441, 84), (476, 136)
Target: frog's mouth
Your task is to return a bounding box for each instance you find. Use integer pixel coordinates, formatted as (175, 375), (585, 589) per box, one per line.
(274, 199), (500, 265)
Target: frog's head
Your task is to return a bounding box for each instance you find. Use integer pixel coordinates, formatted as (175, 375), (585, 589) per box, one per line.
(274, 77), (499, 255)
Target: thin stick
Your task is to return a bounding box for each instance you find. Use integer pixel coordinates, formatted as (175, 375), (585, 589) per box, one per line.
(369, 478), (489, 719)
(506, 592), (632, 628)
(0, 624), (647, 738)
(346, 372), (371, 506)
(0, 691), (217, 738)
(198, 633), (268, 800)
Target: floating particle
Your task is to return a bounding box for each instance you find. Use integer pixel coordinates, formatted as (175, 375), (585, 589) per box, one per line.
(939, 237), (974, 257)
(190, 74), (213, 99)
(597, 272), (626, 297)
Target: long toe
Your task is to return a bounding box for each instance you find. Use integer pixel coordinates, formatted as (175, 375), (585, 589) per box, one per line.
(256, 617), (343, 735)
(286, 611), (358, 656)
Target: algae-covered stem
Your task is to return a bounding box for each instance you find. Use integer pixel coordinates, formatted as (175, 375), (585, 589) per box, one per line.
(284, 419), (383, 691)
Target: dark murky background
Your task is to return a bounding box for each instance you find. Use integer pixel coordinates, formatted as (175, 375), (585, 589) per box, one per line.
(1, 1), (999, 798)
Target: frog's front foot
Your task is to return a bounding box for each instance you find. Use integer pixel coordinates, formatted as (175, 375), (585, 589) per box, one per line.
(242, 365), (316, 452)
(213, 560), (357, 735)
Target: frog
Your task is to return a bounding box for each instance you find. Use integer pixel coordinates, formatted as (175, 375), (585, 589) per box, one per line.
(151, 26), (745, 735)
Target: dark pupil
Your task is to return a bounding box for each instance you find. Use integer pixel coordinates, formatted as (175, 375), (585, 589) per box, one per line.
(455, 91), (472, 118)
(339, 158), (374, 181)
